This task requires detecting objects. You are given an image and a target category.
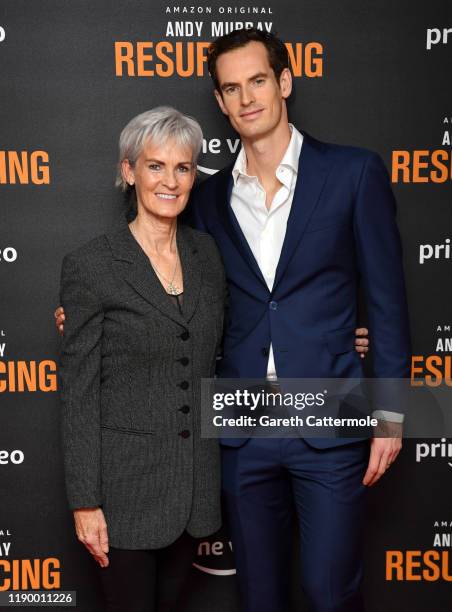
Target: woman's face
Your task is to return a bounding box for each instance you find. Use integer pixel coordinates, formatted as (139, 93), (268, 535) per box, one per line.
(123, 138), (196, 221)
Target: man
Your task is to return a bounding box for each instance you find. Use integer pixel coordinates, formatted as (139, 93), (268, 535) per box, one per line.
(186, 29), (410, 612)
(56, 28), (409, 612)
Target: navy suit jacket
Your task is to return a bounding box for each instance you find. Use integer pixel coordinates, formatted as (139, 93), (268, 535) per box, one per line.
(186, 132), (411, 448)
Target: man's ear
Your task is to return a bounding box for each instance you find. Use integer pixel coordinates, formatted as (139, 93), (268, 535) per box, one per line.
(279, 68), (292, 100)
(214, 89), (229, 116)
(121, 159), (135, 186)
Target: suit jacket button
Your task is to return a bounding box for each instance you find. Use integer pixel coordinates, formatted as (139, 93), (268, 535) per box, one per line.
(179, 405), (190, 414)
(179, 357), (189, 366)
(180, 381), (189, 390)
(269, 301), (278, 311)
(179, 430), (190, 438)
(180, 331), (190, 341)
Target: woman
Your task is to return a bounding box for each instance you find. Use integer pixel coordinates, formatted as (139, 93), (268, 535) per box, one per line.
(59, 107), (225, 611)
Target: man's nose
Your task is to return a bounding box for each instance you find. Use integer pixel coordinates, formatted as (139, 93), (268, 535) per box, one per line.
(240, 85), (255, 107)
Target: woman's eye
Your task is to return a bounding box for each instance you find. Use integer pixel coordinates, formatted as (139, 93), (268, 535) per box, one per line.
(149, 164), (161, 171)
(178, 165), (190, 173)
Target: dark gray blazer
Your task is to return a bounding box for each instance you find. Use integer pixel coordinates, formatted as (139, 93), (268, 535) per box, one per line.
(59, 219), (225, 549)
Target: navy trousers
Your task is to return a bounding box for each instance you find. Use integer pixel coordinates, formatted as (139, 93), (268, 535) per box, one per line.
(221, 438), (369, 612)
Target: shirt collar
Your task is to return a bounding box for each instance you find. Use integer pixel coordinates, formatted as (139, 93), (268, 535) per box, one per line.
(232, 124), (303, 185)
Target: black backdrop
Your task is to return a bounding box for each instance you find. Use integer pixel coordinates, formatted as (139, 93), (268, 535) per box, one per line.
(1, 1), (451, 610)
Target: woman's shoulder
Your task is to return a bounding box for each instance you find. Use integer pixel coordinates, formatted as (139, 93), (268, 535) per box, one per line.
(180, 224), (218, 254)
(62, 233), (111, 277)
(180, 225), (225, 288)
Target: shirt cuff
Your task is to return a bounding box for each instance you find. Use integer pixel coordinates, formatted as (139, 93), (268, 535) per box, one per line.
(372, 409), (404, 423)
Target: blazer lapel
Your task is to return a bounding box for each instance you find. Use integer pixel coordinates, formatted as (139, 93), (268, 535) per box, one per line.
(109, 221), (187, 327)
(273, 133), (332, 291)
(176, 224), (202, 324)
(215, 166), (268, 289)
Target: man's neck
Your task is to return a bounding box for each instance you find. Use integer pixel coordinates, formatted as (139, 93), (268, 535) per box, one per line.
(241, 119), (292, 184)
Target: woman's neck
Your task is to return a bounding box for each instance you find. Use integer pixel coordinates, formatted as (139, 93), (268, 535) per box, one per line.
(129, 211), (177, 255)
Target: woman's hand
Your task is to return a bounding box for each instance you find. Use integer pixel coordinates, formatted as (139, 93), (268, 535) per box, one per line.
(355, 327), (369, 358)
(73, 508), (109, 568)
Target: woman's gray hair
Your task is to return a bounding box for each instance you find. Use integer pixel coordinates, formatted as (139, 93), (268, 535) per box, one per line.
(115, 106), (203, 190)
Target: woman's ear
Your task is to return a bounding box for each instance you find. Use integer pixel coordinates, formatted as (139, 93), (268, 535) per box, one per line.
(121, 159), (135, 186)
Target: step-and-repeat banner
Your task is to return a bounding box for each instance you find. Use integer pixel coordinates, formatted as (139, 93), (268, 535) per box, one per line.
(1, 1), (451, 610)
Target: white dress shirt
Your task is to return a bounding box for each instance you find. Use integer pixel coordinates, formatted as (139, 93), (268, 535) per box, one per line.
(231, 124), (303, 380)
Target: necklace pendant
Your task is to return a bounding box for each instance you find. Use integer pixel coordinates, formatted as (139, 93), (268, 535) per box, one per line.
(167, 282), (179, 295)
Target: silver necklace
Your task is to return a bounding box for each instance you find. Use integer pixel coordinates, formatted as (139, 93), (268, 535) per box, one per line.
(150, 253), (181, 295)
(130, 224), (181, 295)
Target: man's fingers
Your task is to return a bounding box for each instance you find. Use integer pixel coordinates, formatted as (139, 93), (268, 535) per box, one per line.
(355, 338), (369, 346)
(365, 451), (392, 486)
(363, 443), (386, 486)
(387, 447), (401, 466)
(362, 466), (377, 486)
(362, 459), (379, 486)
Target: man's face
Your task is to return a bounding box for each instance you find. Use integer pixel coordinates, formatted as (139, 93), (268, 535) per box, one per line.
(214, 41), (292, 140)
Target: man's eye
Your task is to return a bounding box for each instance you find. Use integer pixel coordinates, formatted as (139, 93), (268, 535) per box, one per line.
(226, 87), (237, 95)
(254, 78), (265, 86)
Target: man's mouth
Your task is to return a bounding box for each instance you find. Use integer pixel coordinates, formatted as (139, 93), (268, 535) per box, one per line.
(240, 108), (264, 120)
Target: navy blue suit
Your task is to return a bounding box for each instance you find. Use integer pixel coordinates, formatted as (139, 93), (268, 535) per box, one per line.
(186, 133), (411, 611)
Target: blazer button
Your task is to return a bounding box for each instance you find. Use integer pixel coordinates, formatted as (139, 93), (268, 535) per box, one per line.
(180, 331), (190, 341)
(179, 357), (189, 366)
(180, 381), (189, 390)
(179, 405), (190, 414)
(269, 301), (278, 311)
(179, 430), (190, 438)
(261, 347), (269, 357)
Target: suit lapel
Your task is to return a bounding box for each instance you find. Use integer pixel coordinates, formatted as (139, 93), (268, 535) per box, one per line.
(215, 166), (268, 289)
(273, 133), (332, 291)
(108, 221), (196, 327)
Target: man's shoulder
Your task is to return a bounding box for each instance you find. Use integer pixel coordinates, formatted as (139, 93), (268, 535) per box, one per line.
(308, 133), (378, 160)
(306, 133), (382, 172)
(193, 164), (234, 198)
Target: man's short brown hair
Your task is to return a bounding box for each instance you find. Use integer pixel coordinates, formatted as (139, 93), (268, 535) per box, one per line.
(207, 28), (290, 92)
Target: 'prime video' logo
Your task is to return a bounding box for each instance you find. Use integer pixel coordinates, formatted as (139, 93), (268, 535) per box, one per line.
(416, 439), (452, 467)
(193, 539), (236, 576)
(197, 137), (241, 175)
(426, 27), (452, 50)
